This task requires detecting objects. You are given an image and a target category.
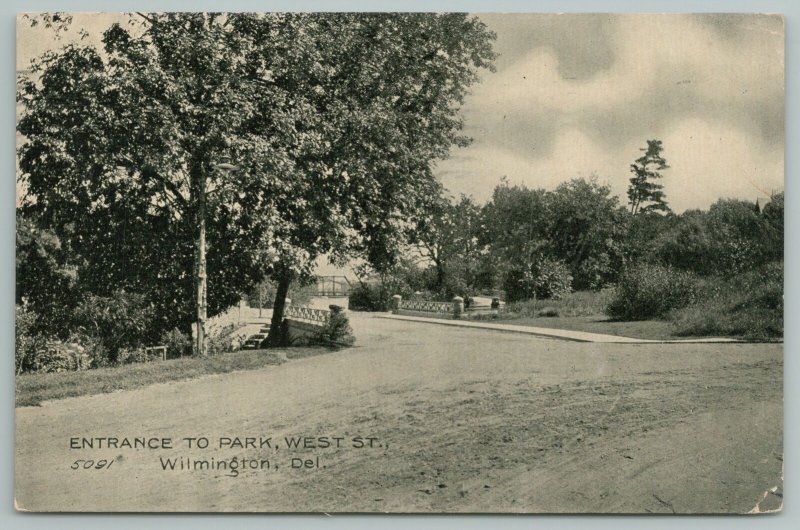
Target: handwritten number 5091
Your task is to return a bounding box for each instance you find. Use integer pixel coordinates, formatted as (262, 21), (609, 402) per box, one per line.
(70, 459), (115, 470)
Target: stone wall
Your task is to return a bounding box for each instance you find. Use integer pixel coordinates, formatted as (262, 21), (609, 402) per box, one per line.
(285, 319), (324, 343)
(395, 309), (456, 320)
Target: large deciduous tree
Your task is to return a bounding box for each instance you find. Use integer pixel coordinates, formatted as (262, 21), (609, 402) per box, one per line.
(411, 192), (484, 296)
(547, 178), (628, 289)
(235, 14), (497, 345)
(18, 13), (301, 355)
(18, 13), (496, 350)
(480, 178), (629, 295)
(480, 182), (552, 277)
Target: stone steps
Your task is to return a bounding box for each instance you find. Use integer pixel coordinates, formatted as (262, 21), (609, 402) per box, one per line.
(242, 326), (271, 349)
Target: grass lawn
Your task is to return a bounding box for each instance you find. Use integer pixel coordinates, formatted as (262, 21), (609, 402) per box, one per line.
(488, 314), (680, 340)
(15, 347), (328, 407)
(476, 280), (782, 341)
(469, 290), (681, 340)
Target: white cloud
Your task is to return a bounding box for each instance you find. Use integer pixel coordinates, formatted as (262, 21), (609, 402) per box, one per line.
(439, 14), (784, 211)
(472, 14), (782, 118)
(16, 14), (784, 213)
(661, 119), (783, 211)
(438, 130), (623, 202)
(439, 119), (782, 212)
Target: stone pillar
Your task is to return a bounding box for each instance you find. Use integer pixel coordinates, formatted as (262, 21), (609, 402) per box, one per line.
(452, 296), (464, 319)
(392, 294), (402, 314)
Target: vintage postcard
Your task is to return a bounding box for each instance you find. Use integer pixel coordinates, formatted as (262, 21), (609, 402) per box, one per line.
(14, 12), (784, 513)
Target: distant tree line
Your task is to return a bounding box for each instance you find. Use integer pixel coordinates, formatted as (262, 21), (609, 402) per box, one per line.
(352, 140), (784, 331)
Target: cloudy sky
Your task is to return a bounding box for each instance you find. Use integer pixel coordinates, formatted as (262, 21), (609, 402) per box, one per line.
(18, 13), (784, 213)
(436, 13), (784, 212)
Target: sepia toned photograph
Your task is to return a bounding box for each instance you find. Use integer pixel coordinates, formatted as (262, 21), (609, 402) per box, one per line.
(14, 12), (784, 513)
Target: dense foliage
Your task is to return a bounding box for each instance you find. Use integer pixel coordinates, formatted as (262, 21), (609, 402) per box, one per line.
(379, 179), (782, 340)
(606, 264), (700, 320)
(503, 258), (573, 303)
(16, 12), (496, 369)
(15, 10), (784, 372)
(404, 177), (628, 300)
(671, 262), (783, 340)
(15, 304), (42, 374)
(654, 198), (782, 275)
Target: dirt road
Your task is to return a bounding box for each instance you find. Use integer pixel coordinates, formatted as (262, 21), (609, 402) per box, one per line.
(15, 314), (783, 513)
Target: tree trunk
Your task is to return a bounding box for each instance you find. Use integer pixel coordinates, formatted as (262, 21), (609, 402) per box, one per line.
(571, 235), (591, 276)
(192, 167), (208, 356)
(266, 273), (291, 347)
(435, 258), (445, 292)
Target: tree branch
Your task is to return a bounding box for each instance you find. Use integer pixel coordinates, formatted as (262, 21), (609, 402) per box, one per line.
(135, 12), (157, 25)
(117, 156), (189, 209)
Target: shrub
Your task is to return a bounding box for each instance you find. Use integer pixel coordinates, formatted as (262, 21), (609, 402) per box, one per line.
(312, 310), (356, 348)
(208, 335), (235, 355)
(72, 290), (156, 362)
(69, 333), (111, 368)
(348, 283), (394, 311)
(607, 264), (700, 320)
(161, 328), (191, 358)
(15, 304), (43, 374)
(116, 348), (150, 365)
(33, 341), (91, 373)
(504, 258), (573, 303)
(572, 252), (617, 291)
(17, 305), (109, 373)
(537, 307), (559, 317)
(207, 324), (238, 355)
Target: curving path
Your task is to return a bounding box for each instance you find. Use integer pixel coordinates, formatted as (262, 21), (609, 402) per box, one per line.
(15, 313), (783, 513)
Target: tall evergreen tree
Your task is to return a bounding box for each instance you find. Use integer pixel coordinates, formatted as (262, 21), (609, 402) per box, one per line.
(627, 139), (671, 215)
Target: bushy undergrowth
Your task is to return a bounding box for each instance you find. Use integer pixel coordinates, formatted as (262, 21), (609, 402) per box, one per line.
(117, 347), (156, 365)
(495, 289), (615, 320)
(17, 318), (237, 374)
(670, 262), (783, 340)
(160, 328), (191, 358)
(15, 304), (42, 374)
(17, 304), (106, 373)
(348, 283), (394, 311)
(207, 324), (240, 355)
(606, 264), (700, 320)
(72, 290), (157, 362)
(604, 261), (782, 339)
(30, 341), (92, 373)
(503, 258), (573, 303)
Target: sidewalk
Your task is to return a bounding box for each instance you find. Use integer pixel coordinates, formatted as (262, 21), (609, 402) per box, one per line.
(378, 313), (742, 344)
